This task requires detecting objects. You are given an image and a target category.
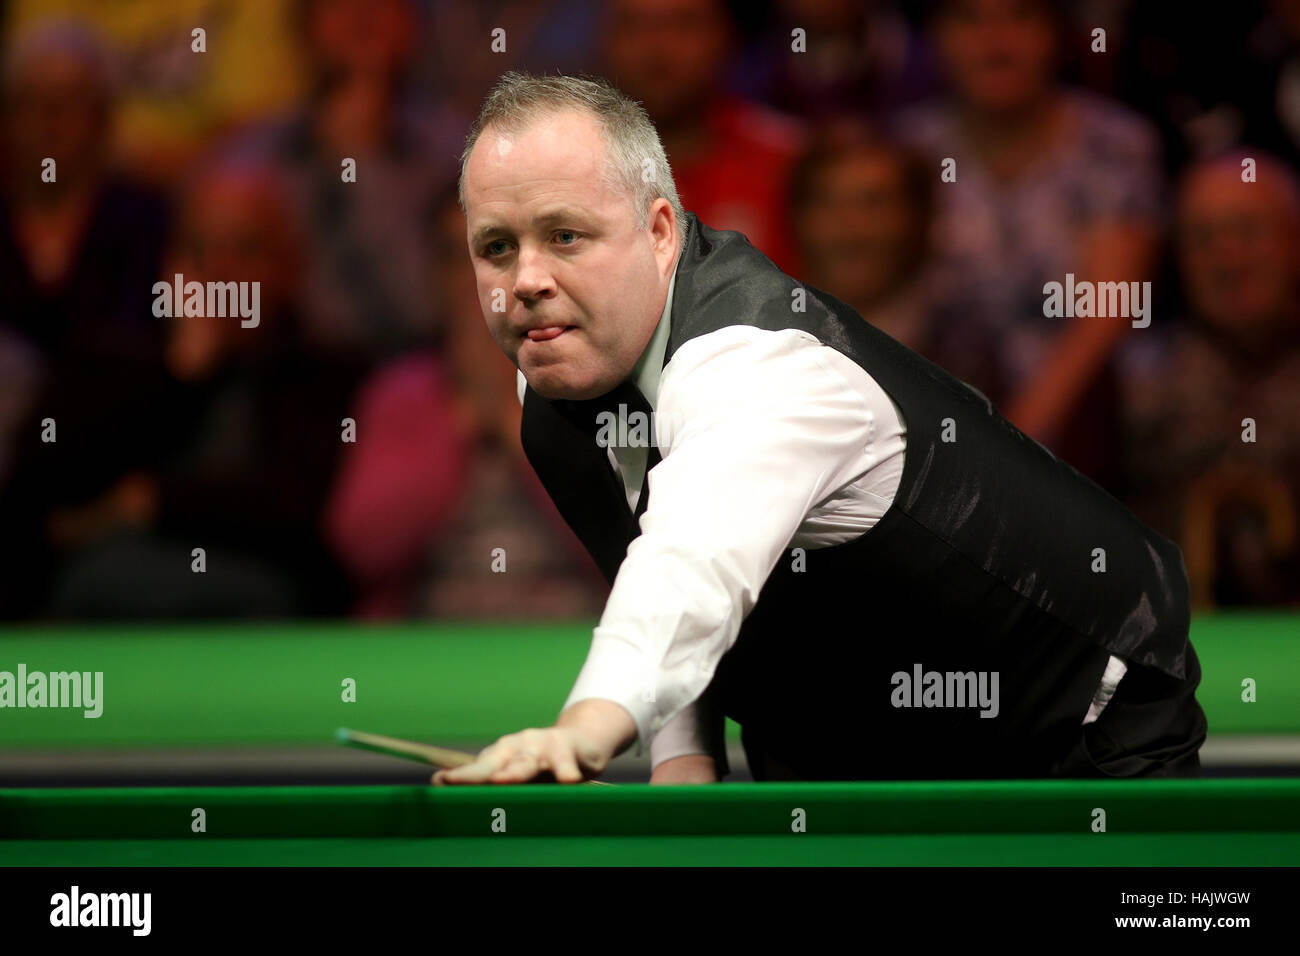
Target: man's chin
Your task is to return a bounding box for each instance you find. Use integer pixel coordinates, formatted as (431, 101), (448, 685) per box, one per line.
(524, 367), (619, 402)
(530, 381), (609, 402)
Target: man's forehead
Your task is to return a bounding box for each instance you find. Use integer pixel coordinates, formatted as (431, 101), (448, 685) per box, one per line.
(465, 113), (624, 234)
(1180, 171), (1286, 219)
(471, 110), (605, 180)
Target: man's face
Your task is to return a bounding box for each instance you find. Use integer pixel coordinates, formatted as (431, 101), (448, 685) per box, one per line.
(1177, 165), (1300, 337)
(463, 109), (676, 400)
(795, 149), (926, 308)
(165, 170), (297, 380)
(935, 0), (1057, 115)
(177, 172), (295, 308)
(6, 52), (106, 186)
(603, 0), (729, 124)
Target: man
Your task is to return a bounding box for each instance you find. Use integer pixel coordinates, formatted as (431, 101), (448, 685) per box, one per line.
(0, 22), (170, 617)
(787, 121), (1002, 403)
(37, 158), (362, 618)
(600, 0), (806, 274)
(437, 71), (1205, 785)
(1121, 152), (1300, 607)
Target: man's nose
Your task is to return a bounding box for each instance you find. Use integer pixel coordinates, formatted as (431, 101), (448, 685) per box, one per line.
(513, 247), (556, 301)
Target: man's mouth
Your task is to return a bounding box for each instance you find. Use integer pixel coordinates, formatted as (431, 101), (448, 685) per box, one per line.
(526, 325), (573, 342)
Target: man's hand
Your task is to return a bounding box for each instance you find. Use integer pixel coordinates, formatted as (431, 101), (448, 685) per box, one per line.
(430, 726), (604, 785)
(650, 753), (718, 785)
(431, 699), (637, 785)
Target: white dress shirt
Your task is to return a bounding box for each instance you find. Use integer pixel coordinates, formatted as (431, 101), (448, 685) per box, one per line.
(518, 268), (1126, 773)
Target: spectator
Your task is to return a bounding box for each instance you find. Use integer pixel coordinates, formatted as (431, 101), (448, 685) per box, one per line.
(0, 21), (171, 616)
(417, 0), (604, 121)
(730, 0), (940, 122)
(44, 158), (364, 617)
(229, 0), (464, 361)
(789, 120), (1002, 399)
(1121, 152), (1300, 607)
(0, 20), (169, 378)
(897, 0), (1165, 488)
(601, 0), (807, 274)
(2, 1), (305, 184)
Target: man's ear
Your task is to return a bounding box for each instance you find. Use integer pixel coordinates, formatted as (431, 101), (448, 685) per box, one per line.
(647, 198), (678, 273)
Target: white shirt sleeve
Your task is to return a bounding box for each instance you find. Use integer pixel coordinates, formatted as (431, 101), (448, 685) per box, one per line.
(562, 327), (890, 754)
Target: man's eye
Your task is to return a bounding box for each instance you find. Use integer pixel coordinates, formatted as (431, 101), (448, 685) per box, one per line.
(554, 231), (579, 245)
(483, 240), (509, 257)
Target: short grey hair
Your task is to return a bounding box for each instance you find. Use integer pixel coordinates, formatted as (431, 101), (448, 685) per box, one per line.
(458, 71), (687, 253)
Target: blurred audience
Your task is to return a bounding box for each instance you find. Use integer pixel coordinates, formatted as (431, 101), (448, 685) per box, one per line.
(3, 2), (1299, 616)
(1120, 152), (1300, 607)
(418, 0), (604, 122)
(601, 0), (807, 274)
(8, 159), (364, 618)
(229, 0), (464, 362)
(896, 0), (1163, 488)
(325, 186), (609, 618)
(3, 0), (304, 185)
(0, 22), (172, 615)
(0, 21), (168, 378)
(789, 120), (1002, 399)
(1237, 0), (1300, 168)
(731, 0), (940, 121)
(103, 157), (366, 617)
(1116, 0), (1300, 174)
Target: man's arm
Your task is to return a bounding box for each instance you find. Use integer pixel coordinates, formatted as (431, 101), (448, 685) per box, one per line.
(439, 330), (889, 784)
(1005, 221), (1157, 442)
(560, 328), (886, 757)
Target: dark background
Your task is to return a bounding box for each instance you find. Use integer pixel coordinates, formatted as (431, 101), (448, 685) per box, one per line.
(1, 0), (1297, 621)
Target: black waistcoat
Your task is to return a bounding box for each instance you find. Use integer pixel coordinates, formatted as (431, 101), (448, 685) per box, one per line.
(521, 213), (1193, 779)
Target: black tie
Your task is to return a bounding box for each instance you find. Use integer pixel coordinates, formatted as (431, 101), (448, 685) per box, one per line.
(555, 379), (659, 523)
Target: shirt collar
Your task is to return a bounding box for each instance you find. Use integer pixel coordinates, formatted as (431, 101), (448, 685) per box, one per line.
(629, 266), (676, 410)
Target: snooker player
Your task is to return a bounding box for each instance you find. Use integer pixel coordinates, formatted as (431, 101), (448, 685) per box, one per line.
(434, 71), (1206, 786)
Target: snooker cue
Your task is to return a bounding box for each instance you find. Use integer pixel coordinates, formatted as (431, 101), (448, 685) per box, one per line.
(335, 728), (614, 786)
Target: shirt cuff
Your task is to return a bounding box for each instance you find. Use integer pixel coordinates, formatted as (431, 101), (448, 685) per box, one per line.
(649, 691), (730, 775)
(1082, 655), (1129, 725)
(562, 627), (663, 758)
